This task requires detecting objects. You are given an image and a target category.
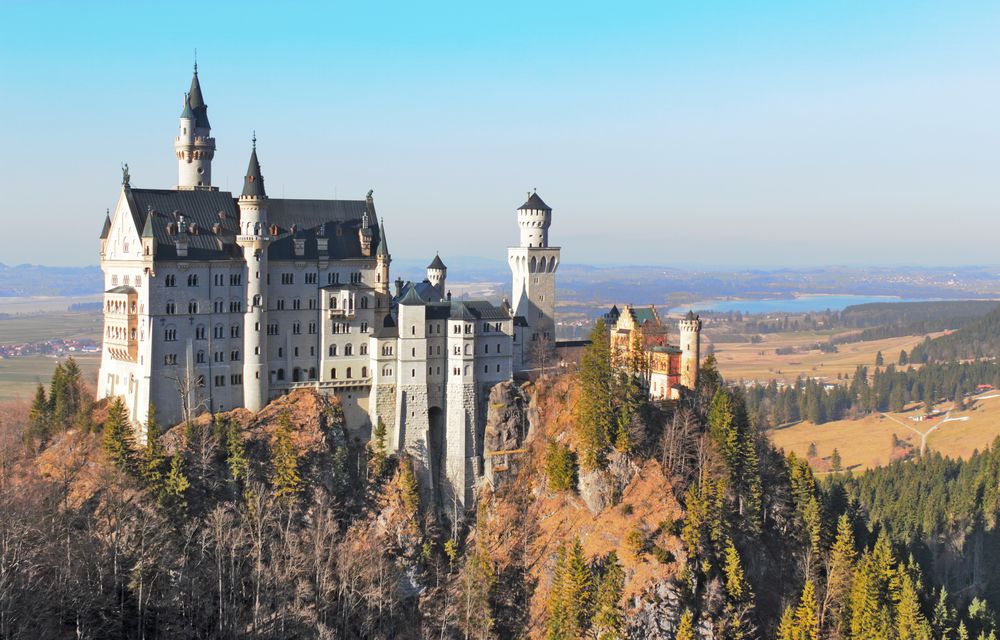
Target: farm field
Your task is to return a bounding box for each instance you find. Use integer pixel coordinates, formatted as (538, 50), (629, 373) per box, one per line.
(712, 330), (944, 384)
(0, 354), (100, 402)
(0, 354), (101, 401)
(768, 392), (1000, 472)
(0, 311), (102, 344)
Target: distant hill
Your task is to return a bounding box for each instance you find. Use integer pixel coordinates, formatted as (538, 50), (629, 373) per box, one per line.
(0, 263), (103, 297)
(911, 303), (1000, 362)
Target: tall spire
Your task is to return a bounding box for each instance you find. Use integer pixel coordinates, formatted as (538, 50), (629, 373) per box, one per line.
(179, 92), (193, 119)
(187, 62), (210, 129)
(376, 218), (389, 257)
(241, 137), (266, 198)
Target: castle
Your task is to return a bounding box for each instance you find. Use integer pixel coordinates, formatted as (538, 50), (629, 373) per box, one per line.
(606, 304), (702, 400)
(97, 66), (560, 512)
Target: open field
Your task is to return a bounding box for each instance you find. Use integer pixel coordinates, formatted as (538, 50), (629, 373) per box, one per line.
(0, 354), (100, 402)
(768, 392), (1000, 472)
(0, 311), (102, 344)
(0, 294), (102, 314)
(712, 330), (944, 384)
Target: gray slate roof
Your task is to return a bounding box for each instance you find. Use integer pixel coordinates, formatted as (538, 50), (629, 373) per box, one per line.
(241, 147), (265, 198)
(123, 187), (382, 262)
(518, 192), (551, 211)
(427, 254), (446, 270)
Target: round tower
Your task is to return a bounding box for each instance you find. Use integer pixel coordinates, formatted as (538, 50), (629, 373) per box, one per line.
(174, 64), (216, 189)
(678, 311), (702, 390)
(517, 191), (552, 248)
(427, 253), (447, 298)
(235, 137), (270, 412)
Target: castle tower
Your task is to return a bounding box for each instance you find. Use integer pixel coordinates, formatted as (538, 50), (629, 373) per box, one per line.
(678, 311), (702, 390)
(427, 254), (447, 300)
(174, 64), (216, 190)
(375, 218), (391, 295)
(235, 138), (271, 411)
(508, 191), (560, 362)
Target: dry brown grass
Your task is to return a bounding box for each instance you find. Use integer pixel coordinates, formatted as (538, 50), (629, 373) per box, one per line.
(768, 393), (1000, 472)
(712, 330), (944, 384)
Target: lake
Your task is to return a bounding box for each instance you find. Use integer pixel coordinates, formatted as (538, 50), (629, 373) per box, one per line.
(669, 294), (938, 315)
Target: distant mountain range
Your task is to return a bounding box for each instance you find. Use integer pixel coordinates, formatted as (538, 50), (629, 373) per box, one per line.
(0, 263), (103, 297)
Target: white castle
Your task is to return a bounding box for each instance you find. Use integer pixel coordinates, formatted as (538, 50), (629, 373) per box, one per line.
(97, 66), (559, 511)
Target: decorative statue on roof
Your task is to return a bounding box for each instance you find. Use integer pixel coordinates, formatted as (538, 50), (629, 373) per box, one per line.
(121, 163), (131, 187)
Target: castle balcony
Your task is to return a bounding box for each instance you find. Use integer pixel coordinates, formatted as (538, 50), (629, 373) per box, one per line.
(328, 307), (356, 320)
(272, 378), (372, 393)
(103, 286), (139, 361)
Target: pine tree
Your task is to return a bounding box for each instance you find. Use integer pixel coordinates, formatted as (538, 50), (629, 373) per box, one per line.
(777, 607), (796, 640)
(723, 539), (749, 603)
(576, 320), (614, 470)
(270, 414), (301, 503)
(896, 570), (931, 640)
(931, 587), (956, 640)
(564, 538), (594, 634)
(675, 609), (696, 640)
(824, 513), (856, 636)
(876, 351), (885, 366)
(794, 580), (820, 640)
(25, 383), (52, 449)
(831, 448), (843, 472)
(102, 397), (136, 471)
(164, 454), (190, 515)
(399, 455), (420, 516)
(140, 404), (167, 496)
(370, 418), (388, 477)
(224, 418), (249, 485)
(546, 543), (570, 639)
(592, 552), (625, 640)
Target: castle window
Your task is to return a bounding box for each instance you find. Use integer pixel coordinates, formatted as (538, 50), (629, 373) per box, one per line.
(331, 368), (337, 379)
(309, 367), (316, 379)
(484, 344), (489, 354)
(382, 345), (393, 356)
(411, 347), (416, 357)
(165, 274), (175, 287)
(362, 367), (367, 378)
(308, 299), (315, 310)
(166, 301), (176, 315)
(277, 369), (285, 381)
(497, 364), (501, 373)
(360, 297), (368, 309)
(347, 367), (353, 379)
(411, 325), (416, 336)
(254, 346), (260, 355)
(135, 276), (142, 287)
(327, 272), (340, 285)
(345, 344), (353, 356)
(231, 325), (240, 338)
(164, 328), (177, 342)
(293, 322), (301, 335)
(308, 322), (316, 334)
(164, 354), (177, 365)
(187, 274), (198, 287)
(329, 345), (338, 356)
(214, 299), (223, 313)
(276, 299), (285, 310)
(383, 367), (392, 376)
(429, 367), (433, 375)
(360, 344), (368, 355)
(196, 351), (206, 364)
(293, 298), (301, 310)
(305, 273), (317, 284)
(331, 297), (338, 309)
(231, 350), (240, 361)
(214, 325), (224, 339)
(281, 273), (294, 285)
(214, 351), (223, 363)
(411, 368), (415, 378)
(361, 322), (369, 333)
(484, 365), (488, 373)
(253, 294), (261, 307)
(231, 374), (243, 385)
(294, 347), (299, 357)
(214, 375), (225, 387)
(230, 301), (242, 313)
(112, 275), (118, 286)
(230, 274), (242, 286)
(215, 274), (223, 286)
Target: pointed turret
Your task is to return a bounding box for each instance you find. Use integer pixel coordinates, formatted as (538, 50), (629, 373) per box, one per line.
(141, 211), (154, 238)
(99, 210), (111, 239)
(187, 64), (210, 129)
(242, 138), (266, 198)
(376, 218), (389, 257)
(175, 63), (216, 190)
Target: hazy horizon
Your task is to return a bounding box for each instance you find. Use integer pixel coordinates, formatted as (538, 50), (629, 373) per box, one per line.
(2, 1), (998, 267)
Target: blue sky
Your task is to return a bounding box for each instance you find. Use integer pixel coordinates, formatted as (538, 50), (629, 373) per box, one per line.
(1, 1), (998, 267)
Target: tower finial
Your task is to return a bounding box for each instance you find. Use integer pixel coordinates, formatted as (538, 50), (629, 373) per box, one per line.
(194, 48), (198, 74)
(252, 130), (256, 150)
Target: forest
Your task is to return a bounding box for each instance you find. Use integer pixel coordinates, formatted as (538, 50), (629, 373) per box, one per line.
(2, 336), (1000, 638)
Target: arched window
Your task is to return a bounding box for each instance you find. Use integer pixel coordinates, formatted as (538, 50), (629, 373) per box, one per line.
(277, 369), (285, 381)
(309, 367), (316, 379)
(331, 368), (337, 379)
(362, 366), (368, 378)
(345, 344), (353, 356)
(331, 297), (338, 309)
(360, 344), (368, 355)
(329, 344), (338, 356)
(346, 367), (352, 379)
(360, 297), (368, 309)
